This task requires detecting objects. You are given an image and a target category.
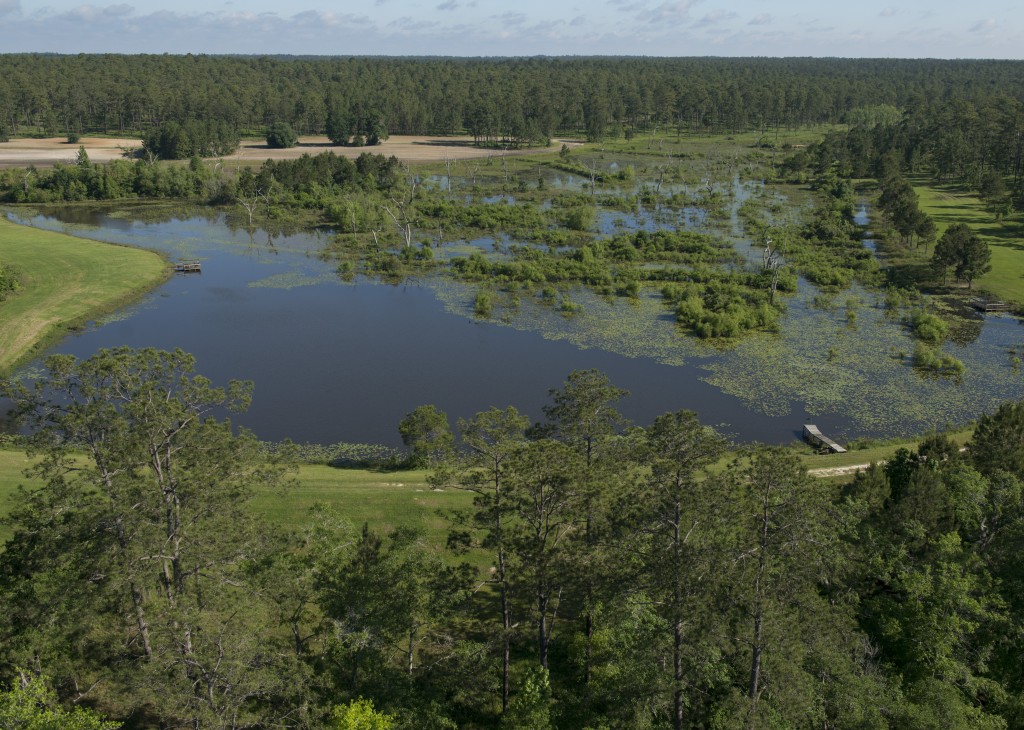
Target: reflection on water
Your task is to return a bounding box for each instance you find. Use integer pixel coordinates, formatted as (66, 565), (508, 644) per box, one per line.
(3, 205), (1023, 448)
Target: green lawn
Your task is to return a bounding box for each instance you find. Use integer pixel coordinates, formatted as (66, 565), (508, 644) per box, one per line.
(250, 464), (470, 541)
(797, 427), (973, 471)
(0, 449), (470, 544)
(913, 180), (1024, 305)
(0, 216), (168, 374)
(0, 425), (976, 544)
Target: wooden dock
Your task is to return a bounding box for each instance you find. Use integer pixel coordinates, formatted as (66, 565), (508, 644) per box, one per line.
(802, 424), (847, 454)
(970, 298), (1009, 312)
(173, 260), (201, 273)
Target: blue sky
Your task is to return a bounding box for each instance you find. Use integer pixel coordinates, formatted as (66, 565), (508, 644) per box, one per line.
(0, 0), (1020, 57)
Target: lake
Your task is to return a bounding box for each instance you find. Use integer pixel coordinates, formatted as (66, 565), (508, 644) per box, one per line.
(4, 206), (1022, 448)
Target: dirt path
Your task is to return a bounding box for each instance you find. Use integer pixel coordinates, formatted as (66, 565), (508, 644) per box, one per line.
(808, 463), (873, 478)
(0, 135), (579, 169)
(807, 446), (968, 478)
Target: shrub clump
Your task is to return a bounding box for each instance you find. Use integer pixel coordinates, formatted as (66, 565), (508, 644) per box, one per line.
(907, 309), (949, 344)
(0, 261), (20, 301)
(912, 343), (965, 376)
(266, 121), (298, 149)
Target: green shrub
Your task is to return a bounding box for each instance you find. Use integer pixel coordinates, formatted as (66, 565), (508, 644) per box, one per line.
(474, 289), (494, 317)
(266, 121), (298, 149)
(0, 262), (19, 301)
(907, 310), (949, 344)
(912, 343), (965, 376)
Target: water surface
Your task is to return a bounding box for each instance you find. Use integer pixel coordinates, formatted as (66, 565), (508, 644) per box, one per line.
(4, 206), (1022, 448)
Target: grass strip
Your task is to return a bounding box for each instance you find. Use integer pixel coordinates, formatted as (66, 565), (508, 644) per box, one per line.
(0, 216), (168, 374)
(912, 180), (1024, 305)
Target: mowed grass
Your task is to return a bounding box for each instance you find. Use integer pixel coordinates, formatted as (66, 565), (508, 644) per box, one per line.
(0, 449), (472, 545)
(0, 217), (168, 374)
(250, 464), (472, 542)
(913, 180), (1024, 305)
(0, 424), (980, 545)
(797, 426), (973, 471)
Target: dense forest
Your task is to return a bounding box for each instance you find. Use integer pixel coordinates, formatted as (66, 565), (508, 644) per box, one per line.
(784, 97), (1024, 205)
(2, 56), (1024, 727)
(2, 56), (1024, 147)
(1, 351), (1023, 729)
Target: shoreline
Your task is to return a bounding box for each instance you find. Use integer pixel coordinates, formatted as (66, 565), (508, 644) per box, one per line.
(0, 215), (170, 375)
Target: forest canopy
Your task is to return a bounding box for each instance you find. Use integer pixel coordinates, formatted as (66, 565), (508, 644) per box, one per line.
(1, 352), (1023, 728)
(2, 55), (1024, 144)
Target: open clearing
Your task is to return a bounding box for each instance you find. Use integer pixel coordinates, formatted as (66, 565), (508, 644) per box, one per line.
(913, 179), (1024, 305)
(0, 217), (167, 373)
(0, 135), (573, 169)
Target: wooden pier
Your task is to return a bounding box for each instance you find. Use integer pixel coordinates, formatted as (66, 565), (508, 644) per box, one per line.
(802, 424), (847, 454)
(970, 298), (1009, 312)
(173, 260), (202, 273)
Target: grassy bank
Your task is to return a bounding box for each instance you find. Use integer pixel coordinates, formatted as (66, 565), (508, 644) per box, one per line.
(0, 450), (460, 544)
(912, 180), (1024, 305)
(0, 425), (975, 543)
(0, 216), (169, 374)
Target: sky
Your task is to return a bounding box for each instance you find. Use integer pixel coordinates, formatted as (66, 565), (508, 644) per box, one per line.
(0, 0), (1021, 58)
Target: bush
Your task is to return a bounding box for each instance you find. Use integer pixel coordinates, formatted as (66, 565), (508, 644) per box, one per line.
(907, 309), (949, 344)
(0, 262), (19, 301)
(912, 343), (965, 376)
(474, 289), (494, 317)
(266, 121), (298, 149)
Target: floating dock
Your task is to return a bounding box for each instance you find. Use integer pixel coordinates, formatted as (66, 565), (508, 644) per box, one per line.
(173, 260), (202, 273)
(970, 298), (1009, 312)
(802, 424), (847, 454)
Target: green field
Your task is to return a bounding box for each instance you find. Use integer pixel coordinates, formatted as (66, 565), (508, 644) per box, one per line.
(249, 463), (468, 540)
(0, 216), (168, 374)
(0, 426), (974, 544)
(0, 448), (469, 544)
(913, 180), (1024, 305)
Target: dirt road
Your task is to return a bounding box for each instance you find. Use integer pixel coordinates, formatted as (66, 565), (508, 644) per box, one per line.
(0, 135), (574, 169)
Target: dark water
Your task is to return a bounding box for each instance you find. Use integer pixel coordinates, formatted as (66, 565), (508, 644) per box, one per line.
(1, 207), (830, 447)
(4, 206), (1022, 448)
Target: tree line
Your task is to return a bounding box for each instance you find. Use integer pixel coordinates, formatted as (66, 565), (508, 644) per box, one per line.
(783, 95), (1024, 213)
(0, 148), (403, 204)
(1, 349), (1023, 728)
(3, 55), (1024, 149)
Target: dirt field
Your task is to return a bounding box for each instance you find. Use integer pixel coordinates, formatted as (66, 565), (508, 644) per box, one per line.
(0, 135), (574, 169)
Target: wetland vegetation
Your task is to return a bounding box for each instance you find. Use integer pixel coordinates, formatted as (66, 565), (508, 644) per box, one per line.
(1, 54), (1024, 729)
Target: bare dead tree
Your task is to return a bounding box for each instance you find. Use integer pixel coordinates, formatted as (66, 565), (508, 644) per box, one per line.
(761, 231), (784, 305)
(384, 174), (419, 248)
(583, 159), (599, 198)
(464, 159), (480, 187)
(237, 187), (262, 228)
(500, 145), (511, 187)
(444, 155), (454, 195)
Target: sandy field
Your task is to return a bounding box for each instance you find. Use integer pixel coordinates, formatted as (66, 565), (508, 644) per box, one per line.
(0, 135), (573, 169)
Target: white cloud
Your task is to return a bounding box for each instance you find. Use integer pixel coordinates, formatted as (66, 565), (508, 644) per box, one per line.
(879, 7), (895, 17)
(693, 10), (735, 28)
(637, 0), (701, 26)
(495, 11), (527, 26)
(0, 0), (1020, 58)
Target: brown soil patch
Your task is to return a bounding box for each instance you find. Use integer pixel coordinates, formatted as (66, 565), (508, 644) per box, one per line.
(0, 135), (577, 169)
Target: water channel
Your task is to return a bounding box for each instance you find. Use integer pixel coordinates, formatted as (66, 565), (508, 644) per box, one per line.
(4, 204), (1023, 448)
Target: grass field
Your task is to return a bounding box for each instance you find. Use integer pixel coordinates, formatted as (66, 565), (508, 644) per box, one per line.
(0, 423), (976, 544)
(0, 449), (469, 545)
(249, 464), (469, 541)
(0, 217), (168, 374)
(912, 179), (1024, 305)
